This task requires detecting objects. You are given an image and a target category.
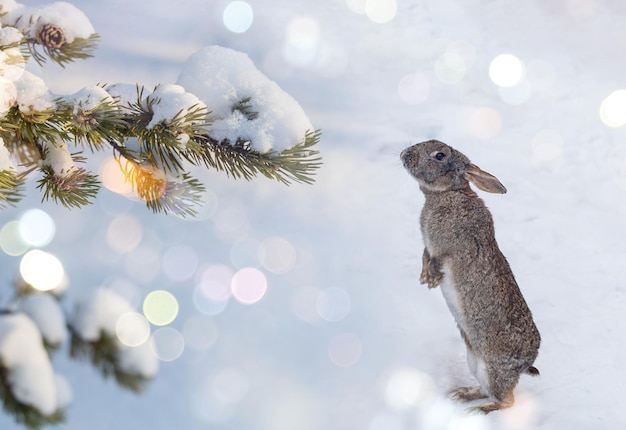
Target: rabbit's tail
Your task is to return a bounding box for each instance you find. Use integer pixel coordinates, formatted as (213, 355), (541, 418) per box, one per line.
(525, 366), (540, 376)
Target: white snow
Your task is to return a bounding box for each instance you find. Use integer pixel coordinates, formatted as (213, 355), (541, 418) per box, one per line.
(72, 287), (134, 341)
(0, 25), (23, 46)
(28, 1), (94, 43)
(106, 82), (143, 112)
(0, 137), (11, 171)
(145, 83), (207, 130)
(72, 288), (158, 377)
(65, 85), (113, 113)
(0, 47), (25, 82)
(117, 338), (158, 378)
(0, 313), (57, 415)
(0, 77), (16, 117)
(14, 70), (54, 115)
(19, 293), (68, 346)
(177, 45), (314, 153)
(41, 139), (75, 176)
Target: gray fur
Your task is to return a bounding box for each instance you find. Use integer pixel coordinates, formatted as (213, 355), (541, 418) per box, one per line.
(401, 139), (540, 414)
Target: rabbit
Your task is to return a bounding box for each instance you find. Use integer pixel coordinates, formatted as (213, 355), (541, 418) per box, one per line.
(400, 139), (540, 414)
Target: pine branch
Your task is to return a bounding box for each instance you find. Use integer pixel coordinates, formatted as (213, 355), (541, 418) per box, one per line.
(0, 169), (25, 209)
(58, 95), (128, 151)
(27, 33), (99, 68)
(36, 164), (100, 209)
(115, 157), (205, 217)
(0, 359), (65, 430)
(2, 105), (65, 145)
(124, 86), (212, 174)
(145, 173), (206, 217)
(187, 129), (322, 185)
(68, 328), (151, 394)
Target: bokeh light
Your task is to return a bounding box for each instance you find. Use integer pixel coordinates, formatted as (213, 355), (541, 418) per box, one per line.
(99, 156), (134, 197)
(143, 290), (179, 326)
(599, 89), (626, 127)
(283, 16), (321, 67)
(151, 326), (185, 362)
(183, 314), (219, 351)
(397, 73), (430, 104)
(0, 221), (29, 256)
(258, 236), (296, 274)
(162, 245), (199, 282)
(532, 129), (564, 164)
(222, 1), (253, 33)
(345, 0), (366, 14)
(384, 367), (435, 410)
(20, 250), (64, 291)
(18, 209), (55, 247)
(106, 213), (143, 254)
(231, 267), (268, 305)
(116, 311), (151, 347)
(434, 52), (467, 84)
(467, 107), (502, 139)
(193, 265), (234, 315)
(365, 0), (397, 23)
(328, 332), (363, 367)
(489, 54), (525, 87)
(316, 287), (351, 322)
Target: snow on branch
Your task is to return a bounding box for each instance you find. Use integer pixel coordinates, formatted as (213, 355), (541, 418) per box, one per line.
(69, 288), (158, 393)
(0, 3), (322, 214)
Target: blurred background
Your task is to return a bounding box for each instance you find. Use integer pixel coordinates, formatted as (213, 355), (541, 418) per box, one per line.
(1, 0), (626, 429)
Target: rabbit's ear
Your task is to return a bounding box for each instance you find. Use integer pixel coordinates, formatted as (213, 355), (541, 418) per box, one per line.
(464, 164), (507, 194)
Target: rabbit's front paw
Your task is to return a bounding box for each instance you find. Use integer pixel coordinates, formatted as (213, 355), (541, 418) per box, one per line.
(420, 255), (443, 289)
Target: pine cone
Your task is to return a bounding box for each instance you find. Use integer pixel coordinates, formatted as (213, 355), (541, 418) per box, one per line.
(35, 23), (65, 49)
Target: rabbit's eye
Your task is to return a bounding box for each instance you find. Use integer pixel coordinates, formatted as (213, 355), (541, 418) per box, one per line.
(435, 152), (446, 161)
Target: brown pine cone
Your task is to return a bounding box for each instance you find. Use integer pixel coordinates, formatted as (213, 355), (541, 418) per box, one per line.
(35, 23), (65, 49)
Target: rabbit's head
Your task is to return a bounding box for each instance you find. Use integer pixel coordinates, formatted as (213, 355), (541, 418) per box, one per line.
(401, 140), (507, 194)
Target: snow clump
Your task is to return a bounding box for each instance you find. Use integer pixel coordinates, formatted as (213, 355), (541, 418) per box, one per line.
(0, 1), (95, 44)
(177, 45), (314, 153)
(72, 287), (158, 378)
(19, 293), (68, 347)
(0, 313), (58, 415)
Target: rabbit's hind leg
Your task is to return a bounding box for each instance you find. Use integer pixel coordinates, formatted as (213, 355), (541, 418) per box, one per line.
(468, 392), (514, 414)
(449, 385), (488, 402)
(469, 366), (517, 413)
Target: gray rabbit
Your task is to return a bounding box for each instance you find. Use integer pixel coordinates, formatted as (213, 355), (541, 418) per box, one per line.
(401, 139), (540, 413)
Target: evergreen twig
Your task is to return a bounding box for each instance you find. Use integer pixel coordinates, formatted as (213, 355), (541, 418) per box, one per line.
(36, 164), (100, 208)
(0, 169), (25, 209)
(68, 328), (152, 394)
(27, 34), (100, 68)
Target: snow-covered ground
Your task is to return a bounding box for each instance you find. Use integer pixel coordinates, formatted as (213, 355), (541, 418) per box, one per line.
(2, 0), (626, 429)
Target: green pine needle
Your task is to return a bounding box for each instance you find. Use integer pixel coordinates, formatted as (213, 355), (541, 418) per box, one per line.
(36, 165), (100, 209)
(59, 96), (129, 151)
(28, 33), (100, 68)
(187, 129), (322, 185)
(0, 169), (25, 209)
